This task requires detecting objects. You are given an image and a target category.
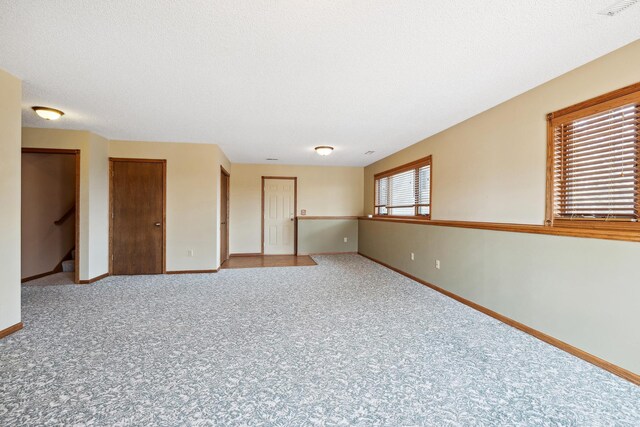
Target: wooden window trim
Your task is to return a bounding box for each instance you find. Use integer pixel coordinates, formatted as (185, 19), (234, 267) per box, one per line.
(545, 82), (640, 234)
(373, 155), (432, 220)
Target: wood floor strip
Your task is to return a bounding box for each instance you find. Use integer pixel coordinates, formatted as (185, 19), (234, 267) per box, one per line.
(221, 255), (317, 269)
(229, 253), (263, 257)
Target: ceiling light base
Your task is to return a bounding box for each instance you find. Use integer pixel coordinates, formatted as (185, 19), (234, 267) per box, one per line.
(315, 146), (334, 156)
(32, 106), (65, 120)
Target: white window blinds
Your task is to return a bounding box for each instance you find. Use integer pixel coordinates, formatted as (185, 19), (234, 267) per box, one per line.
(374, 157), (431, 217)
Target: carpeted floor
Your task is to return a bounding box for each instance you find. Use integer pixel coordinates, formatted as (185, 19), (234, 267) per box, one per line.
(1, 255), (639, 426)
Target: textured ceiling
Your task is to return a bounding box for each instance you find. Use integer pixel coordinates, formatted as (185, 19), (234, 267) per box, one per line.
(1, 1), (639, 166)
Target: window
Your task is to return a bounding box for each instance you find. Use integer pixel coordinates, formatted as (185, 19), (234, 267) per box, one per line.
(547, 84), (640, 229)
(374, 156), (431, 218)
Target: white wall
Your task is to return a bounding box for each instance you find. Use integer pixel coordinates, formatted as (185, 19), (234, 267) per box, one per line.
(229, 163), (363, 254)
(109, 140), (230, 270)
(0, 68), (22, 332)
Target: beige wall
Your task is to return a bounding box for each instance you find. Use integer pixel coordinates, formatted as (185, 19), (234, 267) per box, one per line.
(21, 153), (76, 279)
(297, 219), (358, 255)
(364, 40), (640, 224)
(22, 128), (109, 280)
(109, 141), (230, 270)
(0, 69), (22, 332)
(88, 133), (110, 277)
(229, 164), (363, 254)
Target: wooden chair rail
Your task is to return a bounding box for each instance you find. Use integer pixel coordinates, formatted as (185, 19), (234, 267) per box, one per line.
(359, 216), (640, 243)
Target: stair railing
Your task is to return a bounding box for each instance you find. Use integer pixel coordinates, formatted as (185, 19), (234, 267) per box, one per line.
(54, 206), (75, 226)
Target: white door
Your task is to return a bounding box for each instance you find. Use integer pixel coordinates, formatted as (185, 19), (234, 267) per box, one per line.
(263, 178), (295, 254)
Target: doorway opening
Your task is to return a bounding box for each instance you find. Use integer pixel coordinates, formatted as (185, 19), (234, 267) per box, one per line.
(21, 148), (80, 284)
(220, 166), (230, 266)
(109, 158), (166, 275)
(261, 176), (297, 255)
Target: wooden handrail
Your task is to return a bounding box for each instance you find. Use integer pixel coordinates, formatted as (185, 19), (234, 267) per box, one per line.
(54, 206), (75, 225)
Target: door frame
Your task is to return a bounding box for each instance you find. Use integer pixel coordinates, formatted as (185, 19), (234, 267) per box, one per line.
(109, 157), (167, 275)
(220, 166), (230, 266)
(261, 176), (297, 255)
(21, 147), (81, 284)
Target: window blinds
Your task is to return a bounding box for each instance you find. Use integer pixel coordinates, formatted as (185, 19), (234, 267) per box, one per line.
(374, 157), (431, 217)
(552, 102), (639, 221)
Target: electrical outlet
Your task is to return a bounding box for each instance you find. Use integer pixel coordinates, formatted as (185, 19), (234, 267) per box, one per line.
(435, 259), (441, 269)
(187, 249), (194, 257)
(344, 237), (348, 243)
(411, 252), (415, 261)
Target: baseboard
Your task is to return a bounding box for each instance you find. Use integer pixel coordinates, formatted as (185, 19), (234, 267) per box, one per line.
(21, 270), (56, 283)
(358, 252), (640, 386)
(165, 269), (218, 274)
(229, 253), (262, 257)
(0, 322), (23, 339)
(79, 272), (110, 284)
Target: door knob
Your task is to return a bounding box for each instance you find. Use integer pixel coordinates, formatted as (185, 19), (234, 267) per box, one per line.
(154, 222), (161, 227)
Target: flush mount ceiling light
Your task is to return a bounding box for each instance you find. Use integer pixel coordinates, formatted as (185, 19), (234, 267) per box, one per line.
(598, 0), (638, 16)
(32, 106), (64, 120)
(315, 146), (334, 156)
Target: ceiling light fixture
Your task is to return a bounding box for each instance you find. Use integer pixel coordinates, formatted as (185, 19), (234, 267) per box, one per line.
(315, 146), (334, 156)
(32, 106), (64, 120)
(598, 0), (638, 16)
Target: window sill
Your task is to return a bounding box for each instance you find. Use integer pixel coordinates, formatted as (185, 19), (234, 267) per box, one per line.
(551, 218), (640, 232)
(359, 216), (640, 243)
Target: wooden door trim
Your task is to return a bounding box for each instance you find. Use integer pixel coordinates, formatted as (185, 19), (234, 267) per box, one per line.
(220, 166), (230, 266)
(22, 148), (81, 284)
(109, 158), (167, 274)
(261, 176), (297, 255)
(109, 157), (166, 163)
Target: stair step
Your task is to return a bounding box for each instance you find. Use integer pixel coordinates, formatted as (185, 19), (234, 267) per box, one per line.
(62, 259), (75, 272)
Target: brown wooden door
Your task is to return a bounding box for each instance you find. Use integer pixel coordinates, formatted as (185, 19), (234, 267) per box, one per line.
(220, 168), (230, 264)
(111, 159), (165, 275)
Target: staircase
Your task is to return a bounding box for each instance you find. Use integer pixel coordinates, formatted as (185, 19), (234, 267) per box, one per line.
(54, 205), (76, 274)
(61, 249), (75, 273)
